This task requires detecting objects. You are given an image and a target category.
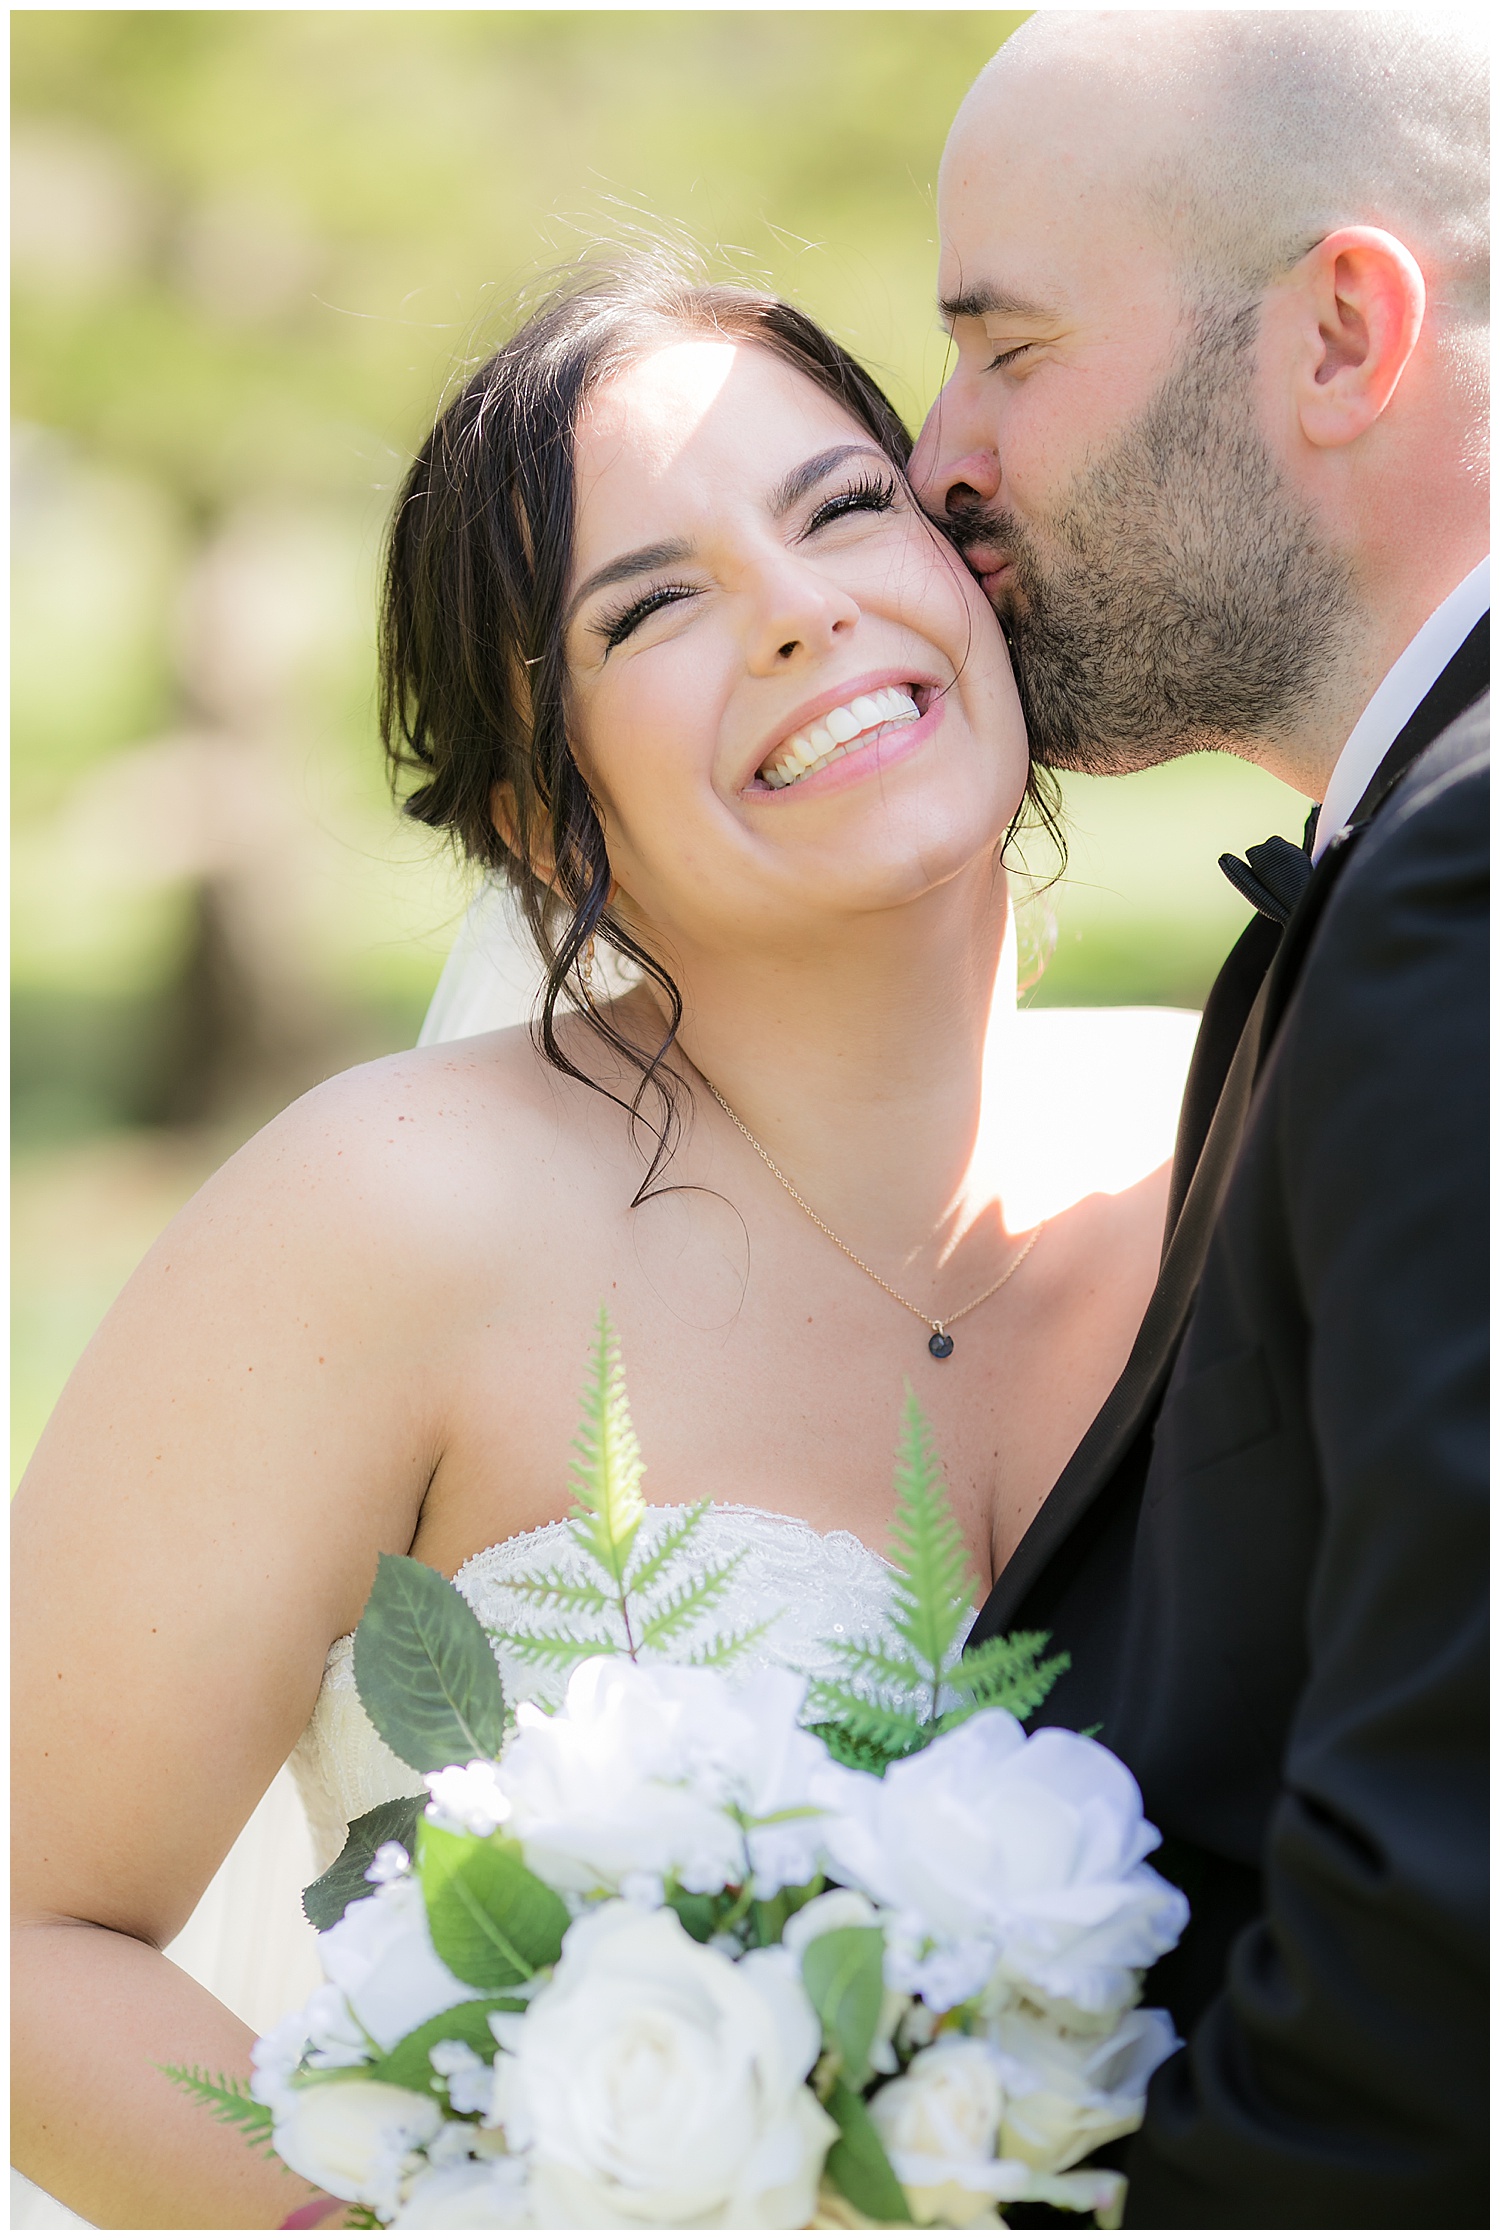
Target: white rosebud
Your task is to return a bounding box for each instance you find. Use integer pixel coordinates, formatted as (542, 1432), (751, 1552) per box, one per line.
(782, 1888), (881, 1958)
(271, 2079), (442, 2218)
(990, 2002), (1180, 2174)
(493, 1900), (837, 2227)
(822, 1712), (1188, 2016)
(425, 1760), (511, 1838)
(318, 1876), (473, 2052)
(867, 2037), (1032, 2227)
(784, 1891), (909, 2074)
(495, 1657), (856, 1901)
(390, 2151), (532, 2228)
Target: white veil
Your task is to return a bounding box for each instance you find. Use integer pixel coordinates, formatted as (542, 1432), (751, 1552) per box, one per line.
(418, 878), (543, 1045)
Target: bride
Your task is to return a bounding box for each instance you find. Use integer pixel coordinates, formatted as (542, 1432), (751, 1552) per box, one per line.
(11, 264), (1197, 2228)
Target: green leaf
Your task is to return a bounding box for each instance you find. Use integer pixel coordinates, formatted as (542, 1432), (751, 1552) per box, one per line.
(369, 1998), (521, 2093)
(417, 1820), (569, 1991)
(302, 1794), (424, 1930)
(162, 2066), (276, 2152)
(824, 2076), (911, 2225)
(801, 1926), (886, 2088)
(567, 1306), (645, 1590)
(353, 1553), (508, 1775)
(886, 1389), (975, 1704)
(663, 1883), (721, 1944)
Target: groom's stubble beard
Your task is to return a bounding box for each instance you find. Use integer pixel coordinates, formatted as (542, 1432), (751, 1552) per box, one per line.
(950, 303), (1359, 776)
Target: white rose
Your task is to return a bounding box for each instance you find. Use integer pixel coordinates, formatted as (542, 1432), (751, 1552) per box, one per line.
(496, 1657), (854, 1900)
(390, 2151), (532, 2228)
(867, 2038), (1031, 2227)
(824, 1712), (1188, 2015)
(990, 2000), (1180, 2173)
(493, 1899), (837, 2227)
(271, 2079), (442, 2217)
(318, 1876), (475, 2051)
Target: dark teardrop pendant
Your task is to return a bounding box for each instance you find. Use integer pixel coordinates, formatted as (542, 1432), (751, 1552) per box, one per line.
(928, 1330), (955, 1359)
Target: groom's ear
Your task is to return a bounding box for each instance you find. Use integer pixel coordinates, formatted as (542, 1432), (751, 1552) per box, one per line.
(1278, 226), (1426, 450)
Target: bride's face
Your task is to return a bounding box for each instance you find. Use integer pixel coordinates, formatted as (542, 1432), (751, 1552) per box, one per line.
(558, 338), (1029, 956)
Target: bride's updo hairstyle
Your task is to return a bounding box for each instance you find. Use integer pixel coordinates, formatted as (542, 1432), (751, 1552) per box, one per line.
(379, 260), (1051, 1188)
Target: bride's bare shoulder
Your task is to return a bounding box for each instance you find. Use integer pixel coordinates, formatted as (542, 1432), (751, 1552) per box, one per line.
(169, 1023), (581, 1276)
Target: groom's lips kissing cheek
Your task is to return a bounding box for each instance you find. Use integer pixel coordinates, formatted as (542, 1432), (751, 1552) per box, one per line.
(745, 670), (944, 800)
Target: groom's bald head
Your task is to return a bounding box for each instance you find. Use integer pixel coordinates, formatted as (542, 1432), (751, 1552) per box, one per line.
(956, 10), (1488, 324)
(914, 10), (1489, 791)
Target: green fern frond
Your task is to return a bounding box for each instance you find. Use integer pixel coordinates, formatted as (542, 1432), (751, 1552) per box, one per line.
(634, 1562), (741, 1651)
(493, 1624), (618, 1670)
(948, 1630), (1071, 1720)
(823, 1637), (929, 1697)
(567, 1306), (645, 1591)
(622, 1501), (713, 1602)
(804, 1679), (927, 1754)
(887, 1390), (976, 1704)
(163, 2066), (276, 2151)
(489, 1567), (615, 1615)
(685, 1615), (776, 1670)
(807, 1698), (926, 1772)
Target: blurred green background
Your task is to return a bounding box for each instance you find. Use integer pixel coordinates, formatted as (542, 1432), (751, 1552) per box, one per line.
(12, 9), (1305, 1485)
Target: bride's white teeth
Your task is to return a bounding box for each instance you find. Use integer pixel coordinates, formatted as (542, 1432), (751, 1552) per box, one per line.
(758, 684), (925, 789)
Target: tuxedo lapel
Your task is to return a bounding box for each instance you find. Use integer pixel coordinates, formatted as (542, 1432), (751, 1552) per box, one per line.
(977, 970), (1274, 1635)
(972, 618), (1489, 1648)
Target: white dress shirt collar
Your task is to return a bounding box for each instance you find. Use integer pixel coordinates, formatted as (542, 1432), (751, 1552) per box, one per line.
(1311, 556), (1490, 861)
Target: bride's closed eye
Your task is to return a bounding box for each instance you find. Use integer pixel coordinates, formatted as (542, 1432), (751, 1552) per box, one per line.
(597, 581), (702, 651)
(800, 469), (900, 536)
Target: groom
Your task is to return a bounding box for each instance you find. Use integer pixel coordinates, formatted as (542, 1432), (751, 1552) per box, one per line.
(913, 13), (1488, 2229)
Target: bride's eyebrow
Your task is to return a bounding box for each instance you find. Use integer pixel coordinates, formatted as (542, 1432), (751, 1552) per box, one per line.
(567, 537), (694, 626)
(766, 441), (893, 516)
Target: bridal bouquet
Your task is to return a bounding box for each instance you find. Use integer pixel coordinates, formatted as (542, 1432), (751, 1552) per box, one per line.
(174, 1312), (1188, 2229)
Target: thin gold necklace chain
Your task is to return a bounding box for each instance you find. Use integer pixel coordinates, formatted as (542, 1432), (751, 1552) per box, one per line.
(699, 1075), (1045, 1354)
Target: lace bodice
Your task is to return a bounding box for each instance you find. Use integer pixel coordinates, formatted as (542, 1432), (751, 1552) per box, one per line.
(287, 1505), (941, 1874)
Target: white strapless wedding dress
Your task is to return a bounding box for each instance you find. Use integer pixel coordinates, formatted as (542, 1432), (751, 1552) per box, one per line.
(13, 1506), (926, 2231)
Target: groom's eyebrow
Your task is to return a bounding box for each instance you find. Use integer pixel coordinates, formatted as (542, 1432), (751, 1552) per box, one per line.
(940, 283), (1061, 326)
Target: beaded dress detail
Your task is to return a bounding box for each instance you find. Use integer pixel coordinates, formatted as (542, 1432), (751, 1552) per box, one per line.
(287, 1504), (952, 1875)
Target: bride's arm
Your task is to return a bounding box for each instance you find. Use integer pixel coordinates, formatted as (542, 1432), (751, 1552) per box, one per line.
(11, 1071), (465, 2228)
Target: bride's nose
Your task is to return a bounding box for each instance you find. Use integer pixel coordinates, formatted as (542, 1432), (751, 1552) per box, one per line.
(741, 550), (860, 673)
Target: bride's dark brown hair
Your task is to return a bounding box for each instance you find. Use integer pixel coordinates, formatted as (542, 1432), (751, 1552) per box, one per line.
(379, 259), (1058, 1193)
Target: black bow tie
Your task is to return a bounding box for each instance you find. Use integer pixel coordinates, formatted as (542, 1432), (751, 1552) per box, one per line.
(1219, 806), (1320, 926)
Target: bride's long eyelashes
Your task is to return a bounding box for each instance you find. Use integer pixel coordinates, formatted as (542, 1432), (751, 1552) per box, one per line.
(597, 581), (701, 652)
(801, 471), (900, 536)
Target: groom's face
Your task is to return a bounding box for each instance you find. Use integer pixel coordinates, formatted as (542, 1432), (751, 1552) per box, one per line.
(912, 71), (1352, 774)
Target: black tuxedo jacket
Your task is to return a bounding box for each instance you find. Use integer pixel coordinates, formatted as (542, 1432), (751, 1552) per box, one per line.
(972, 626), (1489, 2226)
